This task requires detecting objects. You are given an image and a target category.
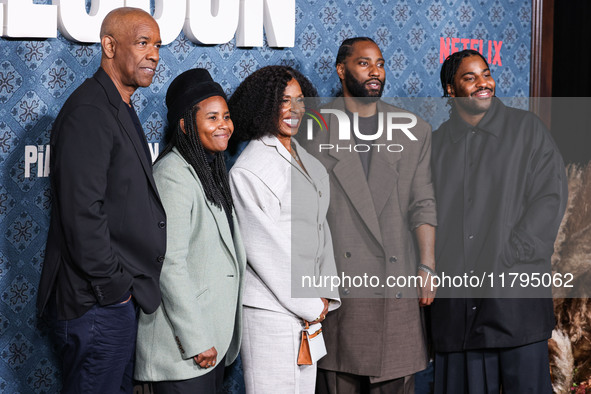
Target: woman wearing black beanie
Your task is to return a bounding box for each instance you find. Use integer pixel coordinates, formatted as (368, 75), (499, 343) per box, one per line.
(135, 68), (246, 394)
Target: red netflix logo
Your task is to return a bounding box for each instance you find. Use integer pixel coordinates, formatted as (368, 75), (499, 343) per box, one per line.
(440, 37), (503, 66)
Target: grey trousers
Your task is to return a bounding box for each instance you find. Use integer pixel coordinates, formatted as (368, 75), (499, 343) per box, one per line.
(316, 369), (414, 394)
(241, 307), (317, 394)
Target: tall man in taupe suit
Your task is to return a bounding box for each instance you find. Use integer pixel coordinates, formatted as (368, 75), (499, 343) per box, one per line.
(300, 37), (437, 393)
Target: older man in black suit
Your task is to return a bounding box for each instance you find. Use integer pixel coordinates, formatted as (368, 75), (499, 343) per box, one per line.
(37, 8), (166, 394)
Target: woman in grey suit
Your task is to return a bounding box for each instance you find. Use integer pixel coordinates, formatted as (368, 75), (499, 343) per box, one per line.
(135, 69), (246, 393)
(228, 66), (340, 393)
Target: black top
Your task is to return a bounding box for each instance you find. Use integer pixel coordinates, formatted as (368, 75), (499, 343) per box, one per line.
(125, 103), (152, 163)
(347, 109), (378, 178)
(430, 98), (568, 351)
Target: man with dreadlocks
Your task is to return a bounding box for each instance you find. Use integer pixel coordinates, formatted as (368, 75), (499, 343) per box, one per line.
(429, 49), (567, 393)
(135, 68), (246, 393)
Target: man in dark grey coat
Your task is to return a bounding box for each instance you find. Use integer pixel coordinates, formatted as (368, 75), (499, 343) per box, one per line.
(430, 49), (567, 393)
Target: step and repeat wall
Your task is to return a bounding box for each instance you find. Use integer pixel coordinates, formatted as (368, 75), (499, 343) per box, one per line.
(0, 0), (531, 392)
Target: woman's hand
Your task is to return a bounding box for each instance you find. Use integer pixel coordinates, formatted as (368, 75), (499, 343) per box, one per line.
(193, 346), (218, 369)
(308, 298), (330, 324)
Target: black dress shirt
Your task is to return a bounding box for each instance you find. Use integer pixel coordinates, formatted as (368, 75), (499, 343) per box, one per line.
(125, 102), (152, 163)
(430, 98), (567, 351)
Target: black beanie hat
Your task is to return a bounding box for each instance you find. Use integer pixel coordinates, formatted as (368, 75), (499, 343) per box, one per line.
(165, 68), (226, 127)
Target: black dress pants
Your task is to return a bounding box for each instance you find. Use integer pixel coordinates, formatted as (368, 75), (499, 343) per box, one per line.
(434, 340), (552, 394)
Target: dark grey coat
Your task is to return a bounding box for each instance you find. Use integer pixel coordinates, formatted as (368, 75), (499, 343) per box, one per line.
(430, 98), (568, 352)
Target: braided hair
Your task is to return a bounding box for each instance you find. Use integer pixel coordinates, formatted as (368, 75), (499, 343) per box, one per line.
(440, 49), (489, 97)
(158, 104), (233, 213)
(335, 37), (377, 66)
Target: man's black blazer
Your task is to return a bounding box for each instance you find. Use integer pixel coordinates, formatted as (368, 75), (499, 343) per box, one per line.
(37, 68), (167, 320)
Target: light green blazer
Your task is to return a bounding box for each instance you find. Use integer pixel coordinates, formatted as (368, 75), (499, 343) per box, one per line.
(135, 147), (245, 381)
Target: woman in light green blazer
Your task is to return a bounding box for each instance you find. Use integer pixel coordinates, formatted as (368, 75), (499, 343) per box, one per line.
(135, 69), (245, 393)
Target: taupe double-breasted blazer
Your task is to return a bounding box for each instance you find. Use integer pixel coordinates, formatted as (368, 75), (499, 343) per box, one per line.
(298, 98), (437, 381)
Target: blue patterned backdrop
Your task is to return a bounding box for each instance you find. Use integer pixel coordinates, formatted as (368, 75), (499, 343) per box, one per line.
(0, 0), (531, 392)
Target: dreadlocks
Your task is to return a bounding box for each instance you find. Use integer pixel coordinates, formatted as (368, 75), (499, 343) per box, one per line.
(335, 36), (377, 66)
(158, 105), (234, 215)
(440, 49), (489, 97)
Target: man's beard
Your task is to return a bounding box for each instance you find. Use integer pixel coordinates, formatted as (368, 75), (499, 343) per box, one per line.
(344, 67), (384, 102)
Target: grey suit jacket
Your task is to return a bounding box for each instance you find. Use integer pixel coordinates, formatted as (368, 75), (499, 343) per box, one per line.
(229, 135), (340, 322)
(299, 98), (437, 381)
(135, 148), (245, 381)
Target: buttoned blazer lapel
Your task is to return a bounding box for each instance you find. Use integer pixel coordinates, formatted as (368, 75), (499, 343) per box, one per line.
(326, 97), (383, 247)
(260, 134), (315, 184)
(366, 100), (402, 219)
(96, 69), (159, 197)
(292, 138), (323, 185)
